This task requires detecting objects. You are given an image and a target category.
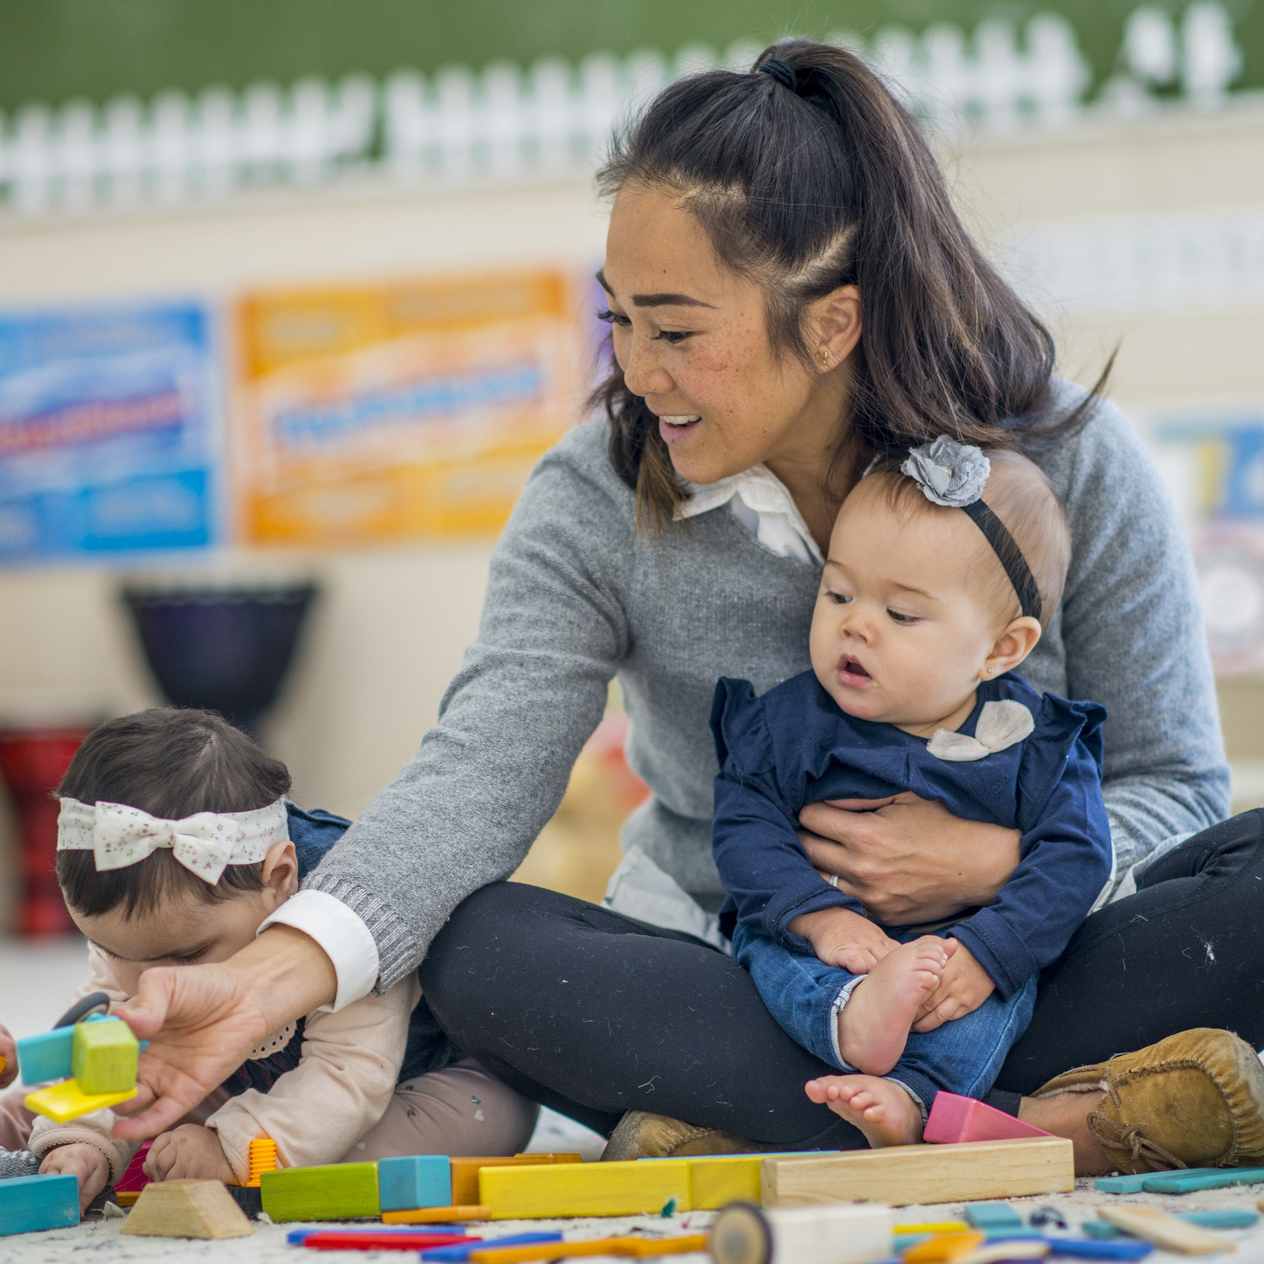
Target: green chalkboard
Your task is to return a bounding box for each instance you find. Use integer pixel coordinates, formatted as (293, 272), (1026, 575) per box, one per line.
(0, 0), (1258, 113)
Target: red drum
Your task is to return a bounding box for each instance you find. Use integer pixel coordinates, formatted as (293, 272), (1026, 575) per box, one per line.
(0, 728), (93, 935)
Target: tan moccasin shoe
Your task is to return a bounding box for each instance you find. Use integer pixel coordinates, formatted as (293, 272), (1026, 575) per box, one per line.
(601, 1109), (757, 1161)
(1033, 1027), (1264, 1172)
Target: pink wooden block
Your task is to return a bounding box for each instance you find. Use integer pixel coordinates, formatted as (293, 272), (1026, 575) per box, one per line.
(924, 1092), (1053, 1144)
(114, 1140), (152, 1192)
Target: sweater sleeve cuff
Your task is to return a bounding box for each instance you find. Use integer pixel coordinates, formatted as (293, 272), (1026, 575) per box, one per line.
(294, 874), (422, 993)
(258, 891), (380, 1011)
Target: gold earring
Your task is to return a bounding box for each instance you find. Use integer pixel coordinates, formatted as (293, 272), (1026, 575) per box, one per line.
(818, 349), (830, 368)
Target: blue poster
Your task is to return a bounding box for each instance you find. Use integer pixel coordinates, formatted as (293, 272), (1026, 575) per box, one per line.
(0, 301), (217, 562)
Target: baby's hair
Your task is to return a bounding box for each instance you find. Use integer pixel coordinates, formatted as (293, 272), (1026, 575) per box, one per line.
(55, 708), (291, 919)
(860, 449), (1071, 626)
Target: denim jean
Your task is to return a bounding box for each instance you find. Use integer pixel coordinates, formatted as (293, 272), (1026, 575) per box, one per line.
(731, 922), (1038, 1115)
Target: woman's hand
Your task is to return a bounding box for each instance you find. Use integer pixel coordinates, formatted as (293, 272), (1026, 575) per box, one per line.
(41, 1143), (110, 1211)
(145, 1124), (237, 1184)
(111, 925), (337, 1140)
(798, 792), (1021, 925)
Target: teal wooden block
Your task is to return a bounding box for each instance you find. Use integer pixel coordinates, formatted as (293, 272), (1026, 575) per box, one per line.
(1142, 1165), (1264, 1193)
(1094, 1167), (1221, 1193)
(378, 1155), (451, 1212)
(0, 1173), (79, 1235)
(964, 1202), (1024, 1230)
(1180, 1209), (1260, 1229)
(15, 1029), (73, 1085)
(260, 1162), (379, 1221)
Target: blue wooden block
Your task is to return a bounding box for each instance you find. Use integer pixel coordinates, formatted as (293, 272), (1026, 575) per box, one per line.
(964, 1202), (1024, 1230)
(15, 1029), (74, 1085)
(1042, 1239), (1152, 1260)
(1142, 1165), (1264, 1193)
(1093, 1167), (1222, 1194)
(1181, 1209), (1260, 1229)
(0, 1173), (79, 1236)
(421, 1234), (562, 1262)
(378, 1154), (452, 1212)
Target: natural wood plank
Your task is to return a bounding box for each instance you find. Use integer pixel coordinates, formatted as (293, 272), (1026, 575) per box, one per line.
(1097, 1204), (1229, 1255)
(761, 1138), (1074, 1208)
(118, 1179), (254, 1239)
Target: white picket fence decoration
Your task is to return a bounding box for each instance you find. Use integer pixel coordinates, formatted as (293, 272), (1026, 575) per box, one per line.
(0, 3), (1245, 217)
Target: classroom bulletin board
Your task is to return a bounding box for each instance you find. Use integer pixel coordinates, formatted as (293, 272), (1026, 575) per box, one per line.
(232, 268), (585, 546)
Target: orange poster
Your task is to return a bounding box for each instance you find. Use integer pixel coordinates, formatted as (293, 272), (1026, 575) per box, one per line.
(233, 268), (586, 544)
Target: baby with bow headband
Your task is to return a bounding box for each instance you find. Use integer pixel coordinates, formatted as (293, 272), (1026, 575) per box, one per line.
(709, 439), (1113, 1148)
(0, 707), (538, 1211)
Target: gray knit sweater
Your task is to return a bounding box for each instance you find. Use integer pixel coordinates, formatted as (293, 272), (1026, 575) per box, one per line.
(306, 384), (1231, 990)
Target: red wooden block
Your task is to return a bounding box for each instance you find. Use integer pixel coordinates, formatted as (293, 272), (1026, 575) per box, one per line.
(924, 1092), (1053, 1144)
(303, 1232), (473, 1251)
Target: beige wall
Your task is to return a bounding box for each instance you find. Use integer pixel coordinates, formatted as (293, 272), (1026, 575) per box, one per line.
(1, 105), (1262, 926)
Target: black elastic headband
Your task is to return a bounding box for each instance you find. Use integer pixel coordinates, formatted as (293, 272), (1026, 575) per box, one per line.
(963, 499), (1043, 624)
(759, 58), (798, 92)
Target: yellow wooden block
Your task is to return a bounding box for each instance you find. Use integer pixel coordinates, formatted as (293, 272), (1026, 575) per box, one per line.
(479, 1159), (691, 1219)
(470, 1235), (709, 1262)
(677, 1155), (763, 1210)
(450, 1154), (581, 1206)
(897, 1224), (971, 1236)
(762, 1137), (1073, 1208)
(382, 1205), (491, 1224)
(24, 1079), (137, 1123)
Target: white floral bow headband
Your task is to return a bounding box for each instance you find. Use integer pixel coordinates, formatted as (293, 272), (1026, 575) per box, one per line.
(57, 797), (289, 884)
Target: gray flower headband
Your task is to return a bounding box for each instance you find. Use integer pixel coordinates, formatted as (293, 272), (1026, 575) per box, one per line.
(900, 437), (1043, 623)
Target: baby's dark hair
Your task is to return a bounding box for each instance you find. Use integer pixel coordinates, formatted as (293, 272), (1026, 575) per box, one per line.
(56, 708), (291, 919)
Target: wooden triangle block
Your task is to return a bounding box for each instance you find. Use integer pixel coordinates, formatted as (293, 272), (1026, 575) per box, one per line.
(119, 1179), (254, 1239)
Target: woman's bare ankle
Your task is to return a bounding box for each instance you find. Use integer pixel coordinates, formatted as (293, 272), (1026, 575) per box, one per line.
(1018, 1089), (1110, 1175)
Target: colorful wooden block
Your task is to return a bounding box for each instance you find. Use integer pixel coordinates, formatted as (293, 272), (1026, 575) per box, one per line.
(71, 1015), (139, 1094)
(24, 1078), (137, 1123)
(119, 1178), (254, 1239)
(1097, 1204), (1224, 1255)
(469, 1238), (708, 1263)
(1141, 1165), (1264, 1193)
(956, 1244), (1048, 1263)
(379, 1154), (452, 1211)
(302, 1231), (472, 1250)
(1041, 1241), (1152, 1261)
(708, 1202), (895, 1264)
(382, 1205), (492, 1224)
(15, 1028), (74, 1085)
(260, 1161), (379, 1221)
(638, 1152), (800, 1210)
(923, 1092), (1053, 1144)
(963, 1203), (1025, 1231)
(0, 1173), (79, 1236)
(449, 1154), (580, 1206)
(479, 1159), (690, 1219)
(761, 1137), (1074, 1208)
(904, 1232), (987, 1263)
(422, 1234), (563, 1262)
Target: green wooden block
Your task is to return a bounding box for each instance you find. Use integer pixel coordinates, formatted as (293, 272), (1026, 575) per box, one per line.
(260, 1162), (379, 1221)
(71, 1017), (138, 1094)
(1142, 1165), (1264, 1194)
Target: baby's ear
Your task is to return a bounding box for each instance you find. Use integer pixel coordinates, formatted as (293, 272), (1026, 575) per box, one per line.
(984, 616), (1042, 677)
(260, 839), (298, 898)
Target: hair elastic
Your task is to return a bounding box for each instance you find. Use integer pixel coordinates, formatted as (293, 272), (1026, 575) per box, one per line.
(900, 437), (1043, 624)
(759, 58), (798, 92)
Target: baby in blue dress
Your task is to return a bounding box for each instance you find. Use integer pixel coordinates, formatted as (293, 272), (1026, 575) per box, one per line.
(710, 438), (1112, 1147)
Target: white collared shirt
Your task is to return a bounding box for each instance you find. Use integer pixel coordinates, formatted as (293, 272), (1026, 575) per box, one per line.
(675, 465), (824, 565)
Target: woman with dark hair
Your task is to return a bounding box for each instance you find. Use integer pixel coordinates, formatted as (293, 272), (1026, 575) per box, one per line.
(115, 41), (1264, 1172)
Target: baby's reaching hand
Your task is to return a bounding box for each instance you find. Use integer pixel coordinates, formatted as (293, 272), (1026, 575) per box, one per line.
(145, 1124), (236, 1184)
(910, 939), (995, 1031)
(0, 1023), (16, 1088)
(787, 906), (898, 974)
(41, 1143), (110, 1211)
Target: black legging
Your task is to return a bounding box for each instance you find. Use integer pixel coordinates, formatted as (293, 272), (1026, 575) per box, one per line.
(418, 810), (1264, 1151)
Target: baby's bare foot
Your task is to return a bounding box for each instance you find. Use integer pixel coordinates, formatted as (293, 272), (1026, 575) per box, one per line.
(837, 935), (951, 1075)
(805, 1074), (924, 1147)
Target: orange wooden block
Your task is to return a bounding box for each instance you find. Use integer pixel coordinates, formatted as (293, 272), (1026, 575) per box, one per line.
(382, 1205), (491, 1224)
(450, 1154), (581, 1206)
(904, 1232), (988, 1263)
